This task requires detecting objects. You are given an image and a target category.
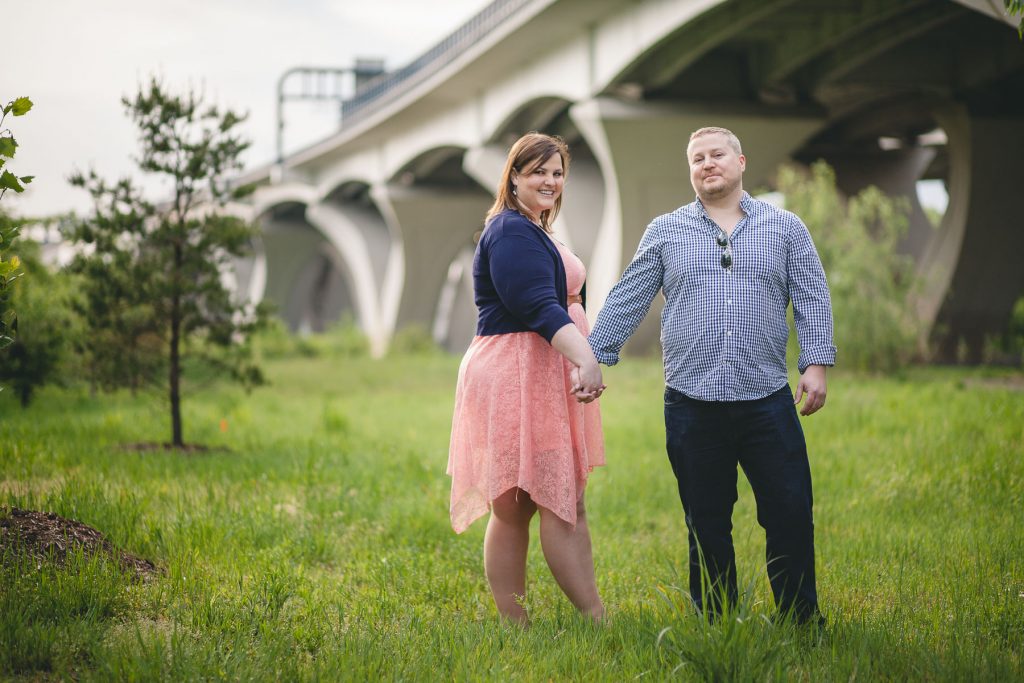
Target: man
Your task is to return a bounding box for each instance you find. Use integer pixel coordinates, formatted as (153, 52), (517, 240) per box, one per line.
(587, 126), (835, 622)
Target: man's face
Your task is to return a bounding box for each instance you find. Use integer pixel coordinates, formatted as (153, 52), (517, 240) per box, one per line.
(687, 133), (745, 202)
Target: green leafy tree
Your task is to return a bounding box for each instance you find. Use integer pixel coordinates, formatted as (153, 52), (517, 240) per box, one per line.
(776, 161), (923, 372)
(65, 79), (268, 448)
(0, 219), (81, 407)
(0, 96), (33, 351)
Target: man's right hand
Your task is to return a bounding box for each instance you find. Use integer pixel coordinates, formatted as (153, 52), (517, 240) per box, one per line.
(794, 364), (827, 416)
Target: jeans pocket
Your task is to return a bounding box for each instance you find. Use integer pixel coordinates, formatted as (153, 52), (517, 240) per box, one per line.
(664, 386), (687, 406)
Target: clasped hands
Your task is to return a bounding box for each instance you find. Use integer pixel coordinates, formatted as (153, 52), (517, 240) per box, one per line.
(570, 362), (605, 404)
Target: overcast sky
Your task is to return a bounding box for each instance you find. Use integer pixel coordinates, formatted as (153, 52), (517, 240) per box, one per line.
(5, 0), (491, 218)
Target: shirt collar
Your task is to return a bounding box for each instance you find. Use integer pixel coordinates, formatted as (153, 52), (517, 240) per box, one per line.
(688, 191), (754, 220)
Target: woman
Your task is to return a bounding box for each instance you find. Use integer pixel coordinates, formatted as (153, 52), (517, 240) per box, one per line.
(447, 132), (606, 624)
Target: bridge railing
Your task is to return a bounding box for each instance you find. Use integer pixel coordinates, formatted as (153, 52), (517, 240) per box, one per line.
(341, 0), (533, 125)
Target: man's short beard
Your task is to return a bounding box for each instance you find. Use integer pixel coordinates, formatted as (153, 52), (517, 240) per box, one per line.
(698, 175), (741, 201)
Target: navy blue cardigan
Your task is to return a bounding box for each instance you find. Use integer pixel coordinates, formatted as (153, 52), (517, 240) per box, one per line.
(474, 210), (577, 342)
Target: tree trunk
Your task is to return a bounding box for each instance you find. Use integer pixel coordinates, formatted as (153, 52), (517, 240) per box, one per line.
(169, 243), (183, 448)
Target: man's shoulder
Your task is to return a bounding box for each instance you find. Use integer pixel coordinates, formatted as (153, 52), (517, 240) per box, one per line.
(649, 201), (701, 231)
(744, 195), (804, 228)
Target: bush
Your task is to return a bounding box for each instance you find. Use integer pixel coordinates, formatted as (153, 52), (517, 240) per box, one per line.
(253, 317), (370, 360)
(0, 237), (81, 406)
(775, 162), (923, 373)
(388, 324), (439, 356)
(982, 295), (1024, 366)
(252, 318), (303, 359)
(316, 318), (371, 358)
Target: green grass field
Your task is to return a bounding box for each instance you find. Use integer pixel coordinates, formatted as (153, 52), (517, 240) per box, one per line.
(2, 352), (1022, 681)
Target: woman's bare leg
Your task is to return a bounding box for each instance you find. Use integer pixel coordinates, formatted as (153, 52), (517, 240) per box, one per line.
(484, 487), (537, 624)
(538, 494), (605, 620)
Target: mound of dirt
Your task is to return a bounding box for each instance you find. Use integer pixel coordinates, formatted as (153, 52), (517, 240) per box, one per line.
(0, 507), (159, 580)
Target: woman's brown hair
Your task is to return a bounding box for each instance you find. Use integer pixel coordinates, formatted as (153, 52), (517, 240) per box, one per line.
(486, 132), (570, 233)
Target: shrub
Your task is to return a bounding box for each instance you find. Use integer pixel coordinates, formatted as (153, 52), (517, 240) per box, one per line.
(0, 234), (81, 406)
(775, 162), (923, 373)
(253, 317), (370, 360)
(388, 324), (439, 356)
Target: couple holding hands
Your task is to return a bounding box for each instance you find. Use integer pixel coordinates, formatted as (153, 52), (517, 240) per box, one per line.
(447, 128), (836, 626)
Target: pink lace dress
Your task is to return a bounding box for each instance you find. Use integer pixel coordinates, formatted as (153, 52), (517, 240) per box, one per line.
(447, 238), (605, 533)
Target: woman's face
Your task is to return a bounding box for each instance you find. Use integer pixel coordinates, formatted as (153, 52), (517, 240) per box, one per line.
(512, 153), (564, 222)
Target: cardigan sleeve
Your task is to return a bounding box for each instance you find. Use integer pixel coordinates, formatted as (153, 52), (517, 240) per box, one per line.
(489, 232), (573, 342)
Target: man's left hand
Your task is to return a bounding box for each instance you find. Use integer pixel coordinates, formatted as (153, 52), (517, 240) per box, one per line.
(570, 365), (605, 404)
(794, 365), (828, 416)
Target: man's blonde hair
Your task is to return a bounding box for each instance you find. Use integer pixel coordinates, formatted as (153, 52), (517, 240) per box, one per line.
(688, 127), (742, 156)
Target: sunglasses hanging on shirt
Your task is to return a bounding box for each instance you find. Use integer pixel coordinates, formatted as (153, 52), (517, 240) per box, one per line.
(716, 230), (733, 270)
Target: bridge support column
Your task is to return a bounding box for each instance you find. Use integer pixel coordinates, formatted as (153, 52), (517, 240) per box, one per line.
(570, 97), (826, 353)
(821, 147), (938, 260)
(305, 202), (393, 357)
(816, 146), (943, 352)
(933, 114), (1024, 362)
(463, 144), (505, 194)
(371, 185), (492, 347)
(433, 245), (477, 352)
(259, 206), (353, 335)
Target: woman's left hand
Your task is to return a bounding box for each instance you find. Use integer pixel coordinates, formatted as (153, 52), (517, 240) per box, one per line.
(571, 365), (605, 403)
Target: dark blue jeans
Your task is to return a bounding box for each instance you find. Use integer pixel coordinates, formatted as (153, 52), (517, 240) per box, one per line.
(664, 384), (819, 620)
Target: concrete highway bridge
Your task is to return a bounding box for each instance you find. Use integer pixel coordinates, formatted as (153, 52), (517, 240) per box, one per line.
(237, 0), (1023, 361)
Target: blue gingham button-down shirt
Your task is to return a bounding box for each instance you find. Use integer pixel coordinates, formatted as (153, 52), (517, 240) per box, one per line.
(589, 192), (836, 402)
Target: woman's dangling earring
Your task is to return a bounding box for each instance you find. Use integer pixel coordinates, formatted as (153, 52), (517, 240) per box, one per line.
(512, 186), (517, 196)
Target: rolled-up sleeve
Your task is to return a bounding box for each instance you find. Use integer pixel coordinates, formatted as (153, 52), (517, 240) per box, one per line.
(489, 234), (572, 342)
(588, 223), (665, 365)
(787, 218), (837, 372)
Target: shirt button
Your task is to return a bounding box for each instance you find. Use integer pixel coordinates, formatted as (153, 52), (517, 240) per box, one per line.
(727, 299), (732, 305)
(726, 331), (732, 336)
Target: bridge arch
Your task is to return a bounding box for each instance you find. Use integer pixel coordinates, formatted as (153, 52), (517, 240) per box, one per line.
(255, 199), (354, 336)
